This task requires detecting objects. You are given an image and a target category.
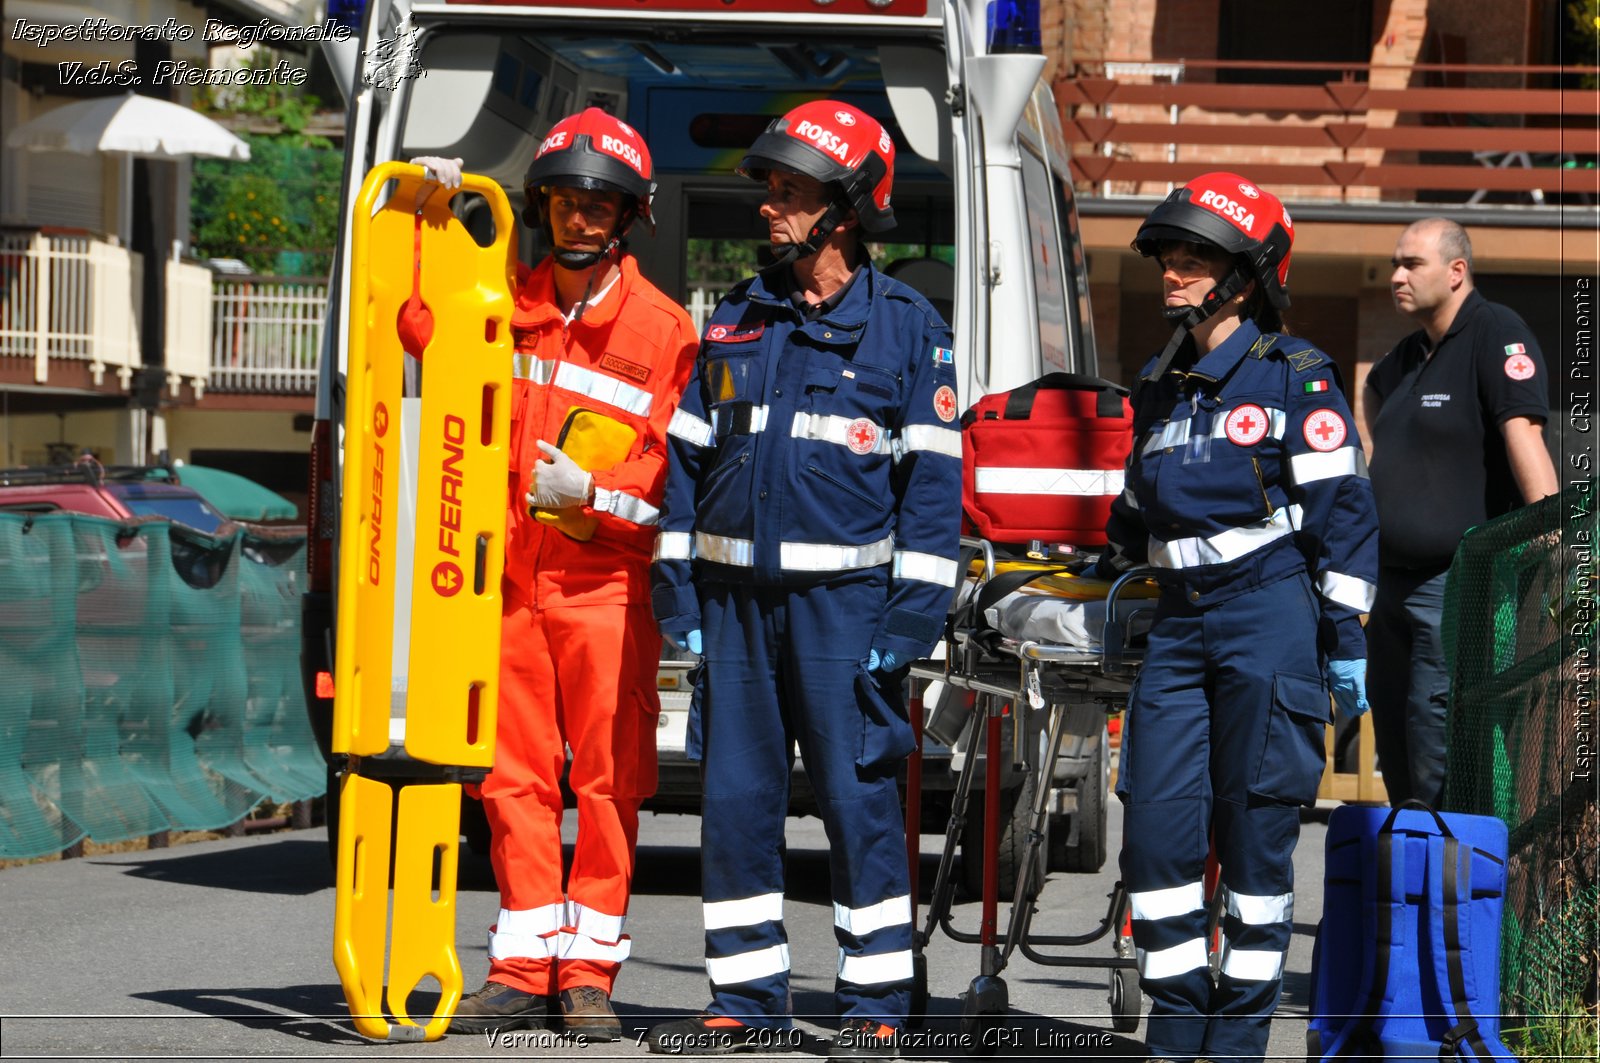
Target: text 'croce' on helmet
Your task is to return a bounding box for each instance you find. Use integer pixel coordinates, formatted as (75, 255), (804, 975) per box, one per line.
(523, 107), (656, 269)
(1131, 171), (1294, 380)
(736, 99), (896, 265)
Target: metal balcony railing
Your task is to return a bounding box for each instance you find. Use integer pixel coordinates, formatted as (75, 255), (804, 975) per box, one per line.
(0, 230), (142, 387)
(1057, 58), (1600, 203)
(208, 276), (326, 394)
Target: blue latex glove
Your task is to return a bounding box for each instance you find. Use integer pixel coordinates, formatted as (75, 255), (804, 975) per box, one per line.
(867, 648), (900, 673)
(667, 629), (702, 655)
(1326, 659), (1369, 717)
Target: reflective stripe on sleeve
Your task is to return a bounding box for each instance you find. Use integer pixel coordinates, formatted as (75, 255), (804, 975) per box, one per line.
(893, 424), (963, 461)
(668, 408), (715, 448)
(1289, 447), (1368, 485)
(892, 550), (960, 587)
(1148, 508), (1294, 569)
(837, 949), (914, 986)
(1129, 881), (1206, 923)
(1225, 890), (1294, 926)
(703, 892), (785, 931)
(707, 944), (790, 987)
(1318, 570), (1377, 612)
(973, 467), (1125, 497)
(833, 895), (911, 937)
(594, 487), (660, 526)
(1136, 938), (1209, 980)
(653, 531), (693, 561)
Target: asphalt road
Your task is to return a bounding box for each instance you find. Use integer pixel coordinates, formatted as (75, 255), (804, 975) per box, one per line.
(1, 803), (1328, 1061)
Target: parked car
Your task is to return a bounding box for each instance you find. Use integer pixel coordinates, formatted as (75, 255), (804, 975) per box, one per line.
(0, 462), (230, 534)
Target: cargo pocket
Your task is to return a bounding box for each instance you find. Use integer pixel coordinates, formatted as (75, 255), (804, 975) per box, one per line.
(1251, 671), (1330, 806)
(684, 660), (706, 764)
(856, 665), (915, 770)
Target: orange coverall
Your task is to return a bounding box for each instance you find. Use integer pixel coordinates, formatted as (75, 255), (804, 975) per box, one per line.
(482, 253), (697, 996)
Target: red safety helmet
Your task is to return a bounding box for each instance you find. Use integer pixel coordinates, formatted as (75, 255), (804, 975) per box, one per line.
(738, 100), (897, 235)
(1132, 171), (1293, 309)
(523, 108), (656, 266)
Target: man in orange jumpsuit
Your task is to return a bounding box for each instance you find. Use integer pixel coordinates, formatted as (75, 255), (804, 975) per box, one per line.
(413, 108), (698, 1041)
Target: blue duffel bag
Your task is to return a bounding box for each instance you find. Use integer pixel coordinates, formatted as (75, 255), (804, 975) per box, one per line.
(1307, 802), (1516, 1061)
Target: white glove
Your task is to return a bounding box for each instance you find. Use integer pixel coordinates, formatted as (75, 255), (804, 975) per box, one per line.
(526, 440), (594, 510)
(409, 156), (463, 189)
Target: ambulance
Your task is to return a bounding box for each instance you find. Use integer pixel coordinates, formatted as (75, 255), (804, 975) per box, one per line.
(301, 0), (1106, 892)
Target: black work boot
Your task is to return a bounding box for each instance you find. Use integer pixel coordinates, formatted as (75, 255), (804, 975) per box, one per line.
(559, 985), (622, 1042)
(830, 1018), (899, 1059)
(646, 1013), (761, 1055)
(448, 980), (549, 1034)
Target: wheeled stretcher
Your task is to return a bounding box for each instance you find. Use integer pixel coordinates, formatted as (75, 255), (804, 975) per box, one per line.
(903, 537), (1161, 1051)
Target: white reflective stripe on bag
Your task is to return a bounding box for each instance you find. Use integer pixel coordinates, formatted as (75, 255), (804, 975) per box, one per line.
(973, 466), (1125, 497)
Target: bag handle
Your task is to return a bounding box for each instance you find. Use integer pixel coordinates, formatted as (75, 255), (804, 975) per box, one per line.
(1001, 373), (1129, 421)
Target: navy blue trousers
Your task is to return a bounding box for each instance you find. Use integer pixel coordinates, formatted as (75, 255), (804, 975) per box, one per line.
(1366, 566), (1450, 809)
(696, 572), (914, 1028)
(1117, 572), (1329, 1063)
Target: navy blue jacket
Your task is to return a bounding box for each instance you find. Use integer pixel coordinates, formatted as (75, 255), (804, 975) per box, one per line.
(1103, 320), (1379, 660)
(651, 261), (963, 663)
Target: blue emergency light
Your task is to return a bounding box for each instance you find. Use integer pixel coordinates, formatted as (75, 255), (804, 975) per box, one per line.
(986, 0), (1041, 54)
(327, 0), (366, 32)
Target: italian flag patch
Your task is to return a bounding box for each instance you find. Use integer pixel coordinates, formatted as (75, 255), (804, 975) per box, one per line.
(1504, 342), (1526, 356)
(1304, 379), (1330, 393)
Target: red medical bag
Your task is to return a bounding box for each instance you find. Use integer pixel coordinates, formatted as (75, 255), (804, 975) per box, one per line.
(960, 373), (1133, 548)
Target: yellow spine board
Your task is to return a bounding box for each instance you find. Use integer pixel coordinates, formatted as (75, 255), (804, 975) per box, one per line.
(332, 163), (517, 1042)
(980, 559), (1161, 601)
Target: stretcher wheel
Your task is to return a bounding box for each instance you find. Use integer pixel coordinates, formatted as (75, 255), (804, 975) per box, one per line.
(1054, 725), (1109, 873)
(1108, 966), (1141, 1033)
(959, 975), (1008, 1056)
(960, 773), (1045, 899)
(907, 952), (928, 1029)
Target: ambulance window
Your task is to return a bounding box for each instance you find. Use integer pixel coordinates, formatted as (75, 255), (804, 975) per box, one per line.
(1019, 144), (1070, 374)
(1056, 174), (1094, 374)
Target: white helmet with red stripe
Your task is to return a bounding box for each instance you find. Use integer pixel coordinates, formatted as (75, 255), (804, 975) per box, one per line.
(737, 100), (895, 261)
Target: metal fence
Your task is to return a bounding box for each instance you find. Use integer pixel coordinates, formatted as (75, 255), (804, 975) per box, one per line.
(209, 275), (325, 393)
(0, 231), (141, 386)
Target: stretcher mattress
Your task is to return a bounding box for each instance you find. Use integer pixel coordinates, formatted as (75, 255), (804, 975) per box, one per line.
(966, 585), (1153, 652)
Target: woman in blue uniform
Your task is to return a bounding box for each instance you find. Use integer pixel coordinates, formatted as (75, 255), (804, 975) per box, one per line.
(1098, 173), (1379, 1063)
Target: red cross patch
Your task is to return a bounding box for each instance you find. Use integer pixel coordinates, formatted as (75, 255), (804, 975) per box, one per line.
(845, 418), (881, 454)
(1504, 354), (1536, 381)
(1224, 403), (1269, 446)
(1303, 408), (1348, 452)
(933, 385), (958, 422)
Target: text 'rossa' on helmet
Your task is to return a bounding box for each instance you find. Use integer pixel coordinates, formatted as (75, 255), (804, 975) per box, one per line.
(523, 107), (656, 269)
(1131, 171), (1294, 380)
(736, 99), (896, 265)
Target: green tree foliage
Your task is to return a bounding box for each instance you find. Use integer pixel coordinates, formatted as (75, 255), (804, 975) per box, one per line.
(1568, 0), (1599, 84)
(188, 49), (341, 276)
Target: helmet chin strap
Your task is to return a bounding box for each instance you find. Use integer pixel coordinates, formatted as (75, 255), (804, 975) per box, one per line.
(1141, 264), (1250, 382)
(761, 200), (849, 274)
(560, 234), (624, 326)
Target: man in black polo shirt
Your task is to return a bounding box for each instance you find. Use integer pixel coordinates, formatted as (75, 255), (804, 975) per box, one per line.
(1363, 217), (1558, 808)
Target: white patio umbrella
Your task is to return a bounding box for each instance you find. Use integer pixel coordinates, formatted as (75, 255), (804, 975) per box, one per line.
(7, 92), (250, 246)
(5, 92), (250, 161)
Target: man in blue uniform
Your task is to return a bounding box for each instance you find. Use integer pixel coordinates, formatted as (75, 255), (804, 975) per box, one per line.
(646, 100), (962, 1059)
(1099, 173), (1379, 1063)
